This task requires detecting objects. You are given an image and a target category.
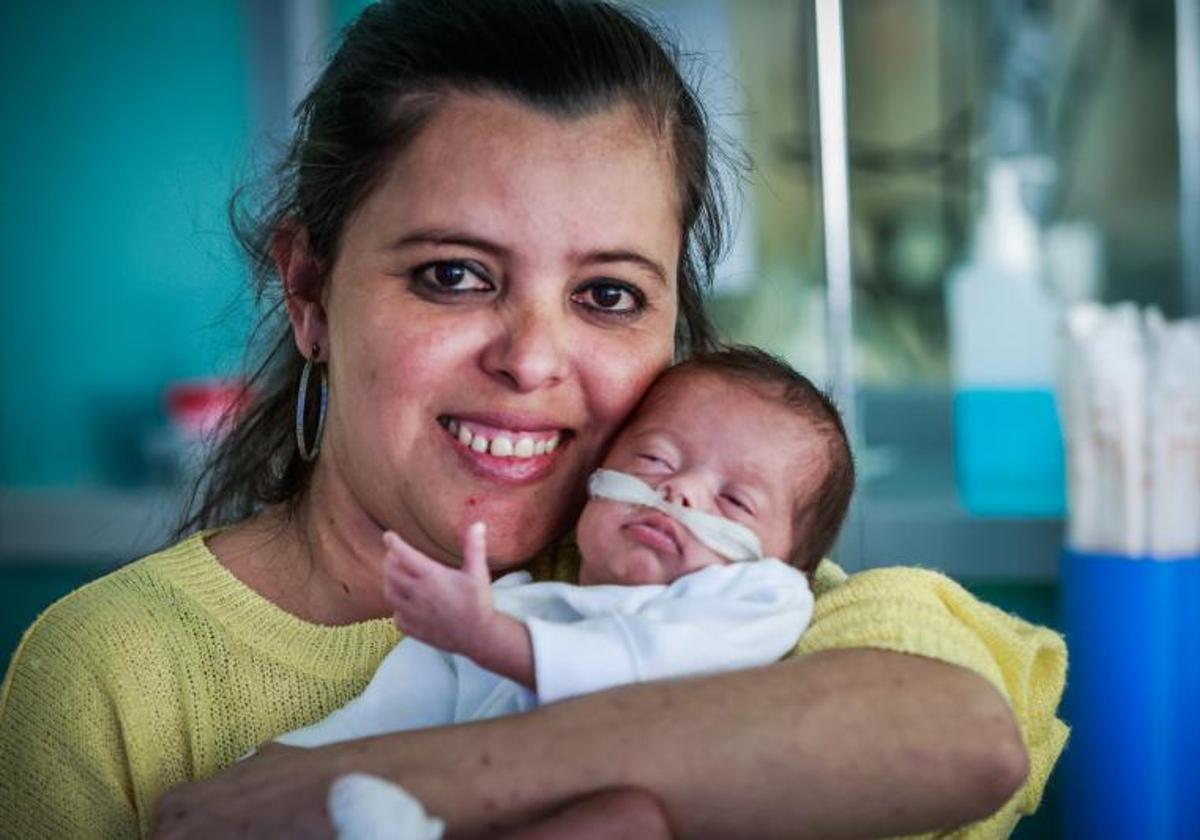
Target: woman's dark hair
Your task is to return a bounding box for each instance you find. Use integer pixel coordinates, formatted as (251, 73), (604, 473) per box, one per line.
(176, 0), (733, 536)
(667, 345), (856, 575)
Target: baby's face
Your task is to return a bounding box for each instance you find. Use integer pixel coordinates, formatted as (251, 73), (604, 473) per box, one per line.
(576, 369), (822, 585)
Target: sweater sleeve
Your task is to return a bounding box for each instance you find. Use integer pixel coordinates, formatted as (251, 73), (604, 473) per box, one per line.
(0, 610), (138, 839)
(528, 560), (813, 705)
(797, 564), (1069, 839)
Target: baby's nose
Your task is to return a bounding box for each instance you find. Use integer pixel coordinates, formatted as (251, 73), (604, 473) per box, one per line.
(660, 481), (694, 508)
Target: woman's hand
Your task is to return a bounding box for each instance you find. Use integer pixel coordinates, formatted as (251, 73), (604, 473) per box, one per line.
(383, 522), (495, 656)
(154, 745), (340, 839)
(153, 714), (572, 840)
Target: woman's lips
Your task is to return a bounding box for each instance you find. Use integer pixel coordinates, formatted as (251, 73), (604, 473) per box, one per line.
(439, 416), (563, 458)
(437, 414), (573, 485)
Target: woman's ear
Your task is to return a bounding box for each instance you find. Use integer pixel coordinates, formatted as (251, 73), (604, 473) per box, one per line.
(272, 222), (329, 359)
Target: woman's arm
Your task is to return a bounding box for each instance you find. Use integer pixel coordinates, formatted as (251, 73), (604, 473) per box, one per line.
(1, 612), (140, 838)
(155, 649), (1026, 839)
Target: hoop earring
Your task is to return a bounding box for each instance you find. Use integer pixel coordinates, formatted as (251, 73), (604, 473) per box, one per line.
(295, 343), (328, 463)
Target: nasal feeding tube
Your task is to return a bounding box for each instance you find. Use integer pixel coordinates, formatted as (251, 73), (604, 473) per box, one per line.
(586, 469), (768, 563)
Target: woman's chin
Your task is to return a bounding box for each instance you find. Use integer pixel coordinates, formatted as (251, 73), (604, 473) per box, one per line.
(477, 516), (571, 567)
(450, 484), (583, 560)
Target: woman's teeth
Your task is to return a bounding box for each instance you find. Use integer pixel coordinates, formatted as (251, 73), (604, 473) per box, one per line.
(446, 418), (561, 459)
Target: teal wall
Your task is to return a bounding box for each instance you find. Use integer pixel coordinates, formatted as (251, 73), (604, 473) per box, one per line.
(1, 1), (254, 486)
(334, 0), (376, 29)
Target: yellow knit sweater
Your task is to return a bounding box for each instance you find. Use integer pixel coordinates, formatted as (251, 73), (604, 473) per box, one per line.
(0, 532), (1067, 839)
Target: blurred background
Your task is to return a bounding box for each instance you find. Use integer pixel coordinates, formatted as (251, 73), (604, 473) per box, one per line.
(2, 2), (1196, 838)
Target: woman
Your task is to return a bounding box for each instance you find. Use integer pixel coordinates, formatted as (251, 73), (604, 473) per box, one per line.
(0, 1), (1066, 837)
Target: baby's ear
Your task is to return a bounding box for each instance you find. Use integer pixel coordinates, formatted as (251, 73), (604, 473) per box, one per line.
(799, 554), (823, 584)
(782, 540), (814, 579)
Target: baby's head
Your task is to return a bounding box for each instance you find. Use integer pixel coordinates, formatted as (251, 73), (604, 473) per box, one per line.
(576, 346), (855, 586)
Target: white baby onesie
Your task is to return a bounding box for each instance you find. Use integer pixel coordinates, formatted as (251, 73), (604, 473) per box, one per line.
(276, 558), (812, 748)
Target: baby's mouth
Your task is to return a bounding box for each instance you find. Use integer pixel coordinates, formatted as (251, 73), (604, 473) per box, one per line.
(437, 416), (570, 460)
(625, 511), (684, 556)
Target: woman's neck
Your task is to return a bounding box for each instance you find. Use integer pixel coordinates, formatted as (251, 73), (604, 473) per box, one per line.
(207, 468), (396, 626)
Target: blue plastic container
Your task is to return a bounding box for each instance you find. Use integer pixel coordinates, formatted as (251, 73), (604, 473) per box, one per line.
(953, 389), (1066, 517)
(1060, 551), (1200, 839)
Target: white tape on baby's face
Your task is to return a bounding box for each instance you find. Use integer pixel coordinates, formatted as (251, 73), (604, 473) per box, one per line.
(587, 469), (765, 563)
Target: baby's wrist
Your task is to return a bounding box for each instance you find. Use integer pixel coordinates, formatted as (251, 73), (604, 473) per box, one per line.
(470, 612), (523, 674)
(449, 607), (497, 660)
(473, 609), (509, 658)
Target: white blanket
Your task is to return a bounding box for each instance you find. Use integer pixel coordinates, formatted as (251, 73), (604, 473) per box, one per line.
(276, 559), (812, 747)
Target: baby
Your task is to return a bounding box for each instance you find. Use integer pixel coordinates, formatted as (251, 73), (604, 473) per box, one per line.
(277, 346), (855, 837)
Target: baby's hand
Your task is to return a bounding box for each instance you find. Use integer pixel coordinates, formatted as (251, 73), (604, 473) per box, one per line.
(382, 522), (496, 658)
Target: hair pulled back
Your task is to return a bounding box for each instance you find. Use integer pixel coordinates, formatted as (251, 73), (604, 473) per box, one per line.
(179, 0), (731, 535)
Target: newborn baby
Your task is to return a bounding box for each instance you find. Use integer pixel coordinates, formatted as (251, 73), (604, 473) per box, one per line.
(277, 346), (855, 837)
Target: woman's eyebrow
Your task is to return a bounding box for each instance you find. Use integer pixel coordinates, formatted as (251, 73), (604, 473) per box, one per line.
(387, 230), (668, 287)
(578, 249), (669, 287)
(387, 228), (509, 258)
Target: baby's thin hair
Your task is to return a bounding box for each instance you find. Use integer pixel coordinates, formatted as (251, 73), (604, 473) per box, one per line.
(667, 345), (856, 574)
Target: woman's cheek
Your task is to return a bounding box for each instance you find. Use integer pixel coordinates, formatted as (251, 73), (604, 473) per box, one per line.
(583, 334), (673, 434)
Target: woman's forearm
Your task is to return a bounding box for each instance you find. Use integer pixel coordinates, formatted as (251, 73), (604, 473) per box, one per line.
(154, 648), (1027, 838)
(348, 648), (1027, 838)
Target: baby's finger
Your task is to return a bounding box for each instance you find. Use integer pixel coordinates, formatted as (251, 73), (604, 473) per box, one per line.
(382, 555), (421, 591)
(383, 573), (409, 607)
(382, 529), (415, 555)
(382, 534), (431, 580)
(384, 562), (426, 599)
(382, 530), (427, 568)
(460, 521), (489, 586)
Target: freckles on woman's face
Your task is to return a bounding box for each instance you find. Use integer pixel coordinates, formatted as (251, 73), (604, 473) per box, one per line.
(313, 94), (683, 567)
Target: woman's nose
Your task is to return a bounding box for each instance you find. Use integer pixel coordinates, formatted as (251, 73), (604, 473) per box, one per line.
(481, 304), (570, 393)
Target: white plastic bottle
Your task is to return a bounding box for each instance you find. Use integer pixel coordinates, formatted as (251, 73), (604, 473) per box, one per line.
(946, 158), (1065, 516)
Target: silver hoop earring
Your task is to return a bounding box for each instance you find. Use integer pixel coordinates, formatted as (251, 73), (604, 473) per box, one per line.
(295, 344), (328, 463)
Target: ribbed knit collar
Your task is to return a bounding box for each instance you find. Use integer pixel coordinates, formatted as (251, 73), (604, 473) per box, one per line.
(147, 531), (400, 679)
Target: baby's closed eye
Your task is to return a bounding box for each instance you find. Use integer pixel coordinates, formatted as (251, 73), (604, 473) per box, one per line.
(720, 493), (754, 515)
(636, 453), (675, 472)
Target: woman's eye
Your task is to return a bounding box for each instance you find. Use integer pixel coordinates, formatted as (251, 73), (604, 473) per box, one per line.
(571, 281), (645, 316)
(413, 261), (492, 294)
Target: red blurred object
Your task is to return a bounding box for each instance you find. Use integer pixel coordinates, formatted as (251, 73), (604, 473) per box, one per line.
(165, 379), (251, 440)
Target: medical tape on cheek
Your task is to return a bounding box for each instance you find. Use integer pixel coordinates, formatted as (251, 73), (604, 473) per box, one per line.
(586, 469), (765, 563)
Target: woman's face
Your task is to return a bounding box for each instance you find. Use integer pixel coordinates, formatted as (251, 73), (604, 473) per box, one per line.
(296, 94), (681, 567)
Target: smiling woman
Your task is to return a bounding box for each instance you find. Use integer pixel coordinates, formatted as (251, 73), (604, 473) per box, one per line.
(0, 1), (1065, 838)
(260, 95), (681, 579)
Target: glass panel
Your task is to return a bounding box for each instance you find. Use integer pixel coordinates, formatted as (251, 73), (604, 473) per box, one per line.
(654, 0), (1187, 581)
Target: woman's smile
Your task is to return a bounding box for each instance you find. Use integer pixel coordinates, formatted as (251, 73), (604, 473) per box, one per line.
(436, 412), (573, 485)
